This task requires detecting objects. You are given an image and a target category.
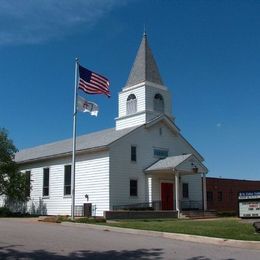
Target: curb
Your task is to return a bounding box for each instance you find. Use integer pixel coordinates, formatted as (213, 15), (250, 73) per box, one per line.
(61, 222), (260, 250)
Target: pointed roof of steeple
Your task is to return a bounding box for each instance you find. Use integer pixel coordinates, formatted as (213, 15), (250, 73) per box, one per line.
(124, 33), (164, 88)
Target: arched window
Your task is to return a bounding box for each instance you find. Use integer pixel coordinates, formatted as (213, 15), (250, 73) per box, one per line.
(154, 93), (164, 113)
(126, 94), (137, 115)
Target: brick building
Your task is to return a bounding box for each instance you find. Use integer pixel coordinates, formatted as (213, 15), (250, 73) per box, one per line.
(206, 177), (260, 214)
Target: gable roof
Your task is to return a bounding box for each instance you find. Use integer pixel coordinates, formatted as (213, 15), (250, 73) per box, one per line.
(144, 115), (204, 161)
(145, 154), (192, 172)
(145, 154), (208, 174)
(15, 126), (137, 163)
(124, 33), (164, 88)
(144, 114), (180, 134)
(15, 116), (205, 165)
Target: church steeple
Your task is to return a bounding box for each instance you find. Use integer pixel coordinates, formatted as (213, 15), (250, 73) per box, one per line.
(115, 33), (173, 131)
(124, 33), (164, 88)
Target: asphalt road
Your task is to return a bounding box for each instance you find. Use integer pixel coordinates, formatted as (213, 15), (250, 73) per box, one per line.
(0, 218), (259, 260)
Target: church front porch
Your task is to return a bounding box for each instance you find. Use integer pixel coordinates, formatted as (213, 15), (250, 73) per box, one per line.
(144, 154), (208, 217)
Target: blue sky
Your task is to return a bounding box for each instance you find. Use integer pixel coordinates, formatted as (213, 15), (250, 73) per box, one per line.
(0, 0), (259, 180)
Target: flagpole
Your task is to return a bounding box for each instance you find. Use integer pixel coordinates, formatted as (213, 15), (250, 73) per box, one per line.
(71, 58), (79, 220)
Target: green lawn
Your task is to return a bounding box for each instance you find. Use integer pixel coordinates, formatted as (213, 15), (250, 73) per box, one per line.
(104, 218), (260, 241)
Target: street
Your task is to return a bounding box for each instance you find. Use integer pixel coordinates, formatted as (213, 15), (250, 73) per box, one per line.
(0, 218), (259, 259)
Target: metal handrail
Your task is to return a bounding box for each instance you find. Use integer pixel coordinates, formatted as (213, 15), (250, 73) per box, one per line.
(113, 201), (162, 211)
(180, 200), (203, 210)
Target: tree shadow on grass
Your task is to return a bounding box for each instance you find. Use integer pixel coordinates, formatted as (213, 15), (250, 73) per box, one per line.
(0, 245), (164, 259)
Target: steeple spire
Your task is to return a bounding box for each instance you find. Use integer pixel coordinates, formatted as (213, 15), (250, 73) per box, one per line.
(124, 33), (164, 88)
(116, 33), (173, 130)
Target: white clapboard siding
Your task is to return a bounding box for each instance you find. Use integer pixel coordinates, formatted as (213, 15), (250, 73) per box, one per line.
(0, 195), (5, 207)
(109, 127), (147, 207)
(145, 85), (172, 118)
(74, 154), (110, 216)
(110, 121), (204, 208)
(21, 151), (109, 216)
(118, 86), (146, 117)
(116, 84), (173, 130)
(147, 173), (202, 205)
(116, 113), (146, 130)
(181, 174), (202, 202)
(14, 119), (204, 216)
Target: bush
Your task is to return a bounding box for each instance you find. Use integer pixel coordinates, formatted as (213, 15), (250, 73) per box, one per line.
(56, 215), (70, 222)
(0, 206), (36, 218)
(217, 211), (237, 217)
(0, 207), (12, 217)
(75, 217), (106, 224)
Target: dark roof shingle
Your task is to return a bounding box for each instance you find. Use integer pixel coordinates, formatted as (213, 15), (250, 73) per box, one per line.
(125, 33), (164, 88)
(15, 127), (137, 163)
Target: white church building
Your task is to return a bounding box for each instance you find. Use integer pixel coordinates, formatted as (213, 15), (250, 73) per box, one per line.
(13, 34), (208, 217)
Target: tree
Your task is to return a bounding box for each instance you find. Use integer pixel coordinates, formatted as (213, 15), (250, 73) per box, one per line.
(0, 128), (29, 203)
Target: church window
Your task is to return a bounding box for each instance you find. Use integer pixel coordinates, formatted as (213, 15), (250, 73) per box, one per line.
(43, 168), (49, 197)
(130, 179), (138, 196)
(153, 148), (168, 158)
(182, 183), (189, 198)
(154, 93), (164, 113)
(126, 94), (137, 115)
(64, 165), (72, 196)
(131, 145), (137, 162)
(25, 171), (31, 197)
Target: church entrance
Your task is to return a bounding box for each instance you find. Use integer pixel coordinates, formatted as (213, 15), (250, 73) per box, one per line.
(161, 182), (174, 210)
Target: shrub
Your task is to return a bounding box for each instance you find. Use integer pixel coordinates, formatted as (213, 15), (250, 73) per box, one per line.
(75, 217), (106, 224)
(56, 215), (70, 222)
(0, 207), (12, 217)
(217, 211), (237, 217)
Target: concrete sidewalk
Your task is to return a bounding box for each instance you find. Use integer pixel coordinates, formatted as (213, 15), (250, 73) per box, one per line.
(61, 221), (260, 250)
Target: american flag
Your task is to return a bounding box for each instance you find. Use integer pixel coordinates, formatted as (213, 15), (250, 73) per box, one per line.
(78, 65), (110, 97)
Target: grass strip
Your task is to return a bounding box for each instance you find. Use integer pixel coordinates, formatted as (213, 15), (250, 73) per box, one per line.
(104, 218), (260, 241)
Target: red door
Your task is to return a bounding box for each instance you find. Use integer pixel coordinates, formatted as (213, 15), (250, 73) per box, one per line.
(161, 183), (174, 210)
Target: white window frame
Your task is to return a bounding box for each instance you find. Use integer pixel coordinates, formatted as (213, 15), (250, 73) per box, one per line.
(154, 93), (164, 113)
(153, 147), (168, 159)
(64, 165), (72, 197)
(126, 94), (137, 115)
(182, 183), (189, 199)
(130, 179), (138, 197)
(43, 168), (50, 198)
(131, 145), (137, 162)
